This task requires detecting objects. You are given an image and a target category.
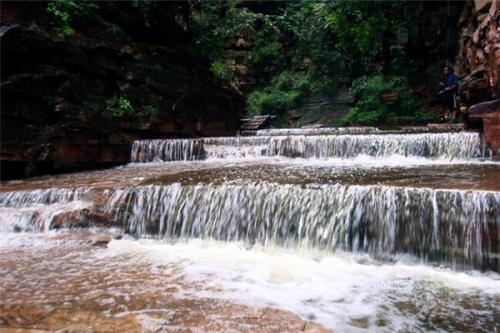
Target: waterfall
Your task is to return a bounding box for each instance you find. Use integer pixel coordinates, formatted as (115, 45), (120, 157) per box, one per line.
(2, 128), (498, 272)
(0, 201), (93, 232)
(130, 139), (205, 162)
(0, 187), (92, 207)
(267, 132), (483, 159)
(255, 127), (381, 136)
(0, 188), (95, 232)
(106, 183), (500, 271)
(253, 126), (466, 136)
(130, 132), (485, 162)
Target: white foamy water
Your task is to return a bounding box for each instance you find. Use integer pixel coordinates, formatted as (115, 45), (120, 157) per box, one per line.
(0, 201), (93, 232)
(0, 187), (91, 207)
(255, 127), (381, 136)
(130, 132), (487, 163)
(281, 154), (500, 168)
(106, 238), (500, 333)
(2, 125), (500, 332)
(107, 183), (500, 271)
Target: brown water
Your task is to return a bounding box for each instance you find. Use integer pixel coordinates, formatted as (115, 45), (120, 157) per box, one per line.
(1, 232), (498, 333)
(1, 129), (500, 333)
(0, 231), (327, 332)
(2, 160), (499, 192)
(140, 162), (500, 191)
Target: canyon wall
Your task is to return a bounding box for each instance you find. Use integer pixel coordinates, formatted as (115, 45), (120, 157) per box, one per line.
(1, 2), (243, 179)
(456, 0), (500, 154)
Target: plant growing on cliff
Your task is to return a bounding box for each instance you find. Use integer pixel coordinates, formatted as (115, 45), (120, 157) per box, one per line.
(46, 0), (97, 38)
(210, 61), (234, 81)
(190, 1), (253, 62)
(105, 97), (135, 118)
(341, 75), (424, 125)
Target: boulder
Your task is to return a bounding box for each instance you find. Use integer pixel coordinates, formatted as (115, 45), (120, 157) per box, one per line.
(468, 98), (500, 155)
(88, 234), (113, 246)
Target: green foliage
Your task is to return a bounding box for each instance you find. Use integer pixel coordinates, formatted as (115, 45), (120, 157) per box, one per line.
(316, 1), (409, 76)
(47, 0), (77, 37)
(190, 1), (254, 62)
(248, 17), (281, 69)
(249, 40), (280, 67)
(105, 97), (135, 118)
(46, 0), (96, 38)
(246, 71), (310, 116)
(320, 2), (388, 57)
(210, 61), (234, 81)
(43, 0), (436, 125)
(278, 2), (342, 94)
(105, 97), (158, 118)
(341, 75), (422, 126)
(233, 1), (422, 123)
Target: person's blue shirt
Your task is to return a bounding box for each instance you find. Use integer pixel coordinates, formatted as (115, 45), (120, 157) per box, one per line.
(442, 73), (459, 92)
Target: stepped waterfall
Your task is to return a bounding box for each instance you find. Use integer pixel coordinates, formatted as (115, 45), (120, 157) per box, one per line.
(130, 131), (486, 162)
(1, 127), (499, 332)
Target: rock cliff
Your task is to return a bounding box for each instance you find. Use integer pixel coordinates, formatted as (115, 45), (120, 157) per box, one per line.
(456, 0), (500, 154)
(1, 2), (243, 179)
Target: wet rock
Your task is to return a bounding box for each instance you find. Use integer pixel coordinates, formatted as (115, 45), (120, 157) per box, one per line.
(88, 234), (113, 246)
(301, 124), (324, 129)
(0, 305), (49, 328)
(468, 98), (500, 154)
(426, 123), (466, 130)
(50, 208), (91, 229)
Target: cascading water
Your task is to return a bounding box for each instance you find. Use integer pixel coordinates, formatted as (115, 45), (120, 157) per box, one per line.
(1, 126), (499, 333)
(107, 183), (499, 271)
(0, 187), (91, 207)
(267, 132), (484, 159)
(255, 126), (381, 136)
(130, 138), (205, 163)
(130, 131), (486, 162)
(0, 188), (95, 232)
(247, 126), (463, 136)
(0, 201), (93, 232)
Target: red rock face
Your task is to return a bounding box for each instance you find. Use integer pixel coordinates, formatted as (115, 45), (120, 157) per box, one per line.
(483, 116), (500, 153)
(456, 1), (500, 155)
(456, 0), (500, 102)
(0, 2), (243, 180)
(468, 99), (500, 155)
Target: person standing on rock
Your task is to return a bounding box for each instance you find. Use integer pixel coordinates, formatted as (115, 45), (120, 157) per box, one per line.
(437, 66), (459, 123)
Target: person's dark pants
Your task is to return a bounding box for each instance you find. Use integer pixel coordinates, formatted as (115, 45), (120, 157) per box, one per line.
(437, 91), (457, 122)
(437, 91), (456, 112)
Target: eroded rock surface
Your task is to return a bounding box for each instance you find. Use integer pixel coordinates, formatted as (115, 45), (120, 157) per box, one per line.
(456, 0), (500, 154)
(0, 2), (243, 180)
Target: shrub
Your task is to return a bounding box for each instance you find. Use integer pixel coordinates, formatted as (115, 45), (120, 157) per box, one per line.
(246, 71), (310, 116)
(46, 0), (78, 37)
(210, 61), (234, 81)
(46, 0), (96, 38)
(105, 97), (135, 117)
(341, 75), (422, 126)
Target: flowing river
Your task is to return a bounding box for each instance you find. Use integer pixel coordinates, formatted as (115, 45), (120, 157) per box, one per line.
(1, 127), (499, 332)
